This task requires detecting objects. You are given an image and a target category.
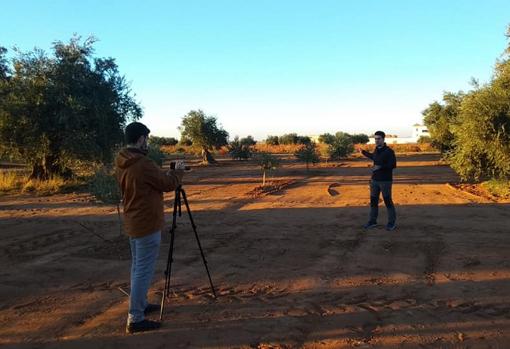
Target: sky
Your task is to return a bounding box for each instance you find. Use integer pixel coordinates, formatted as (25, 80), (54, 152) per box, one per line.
(1, 0), (510, 139)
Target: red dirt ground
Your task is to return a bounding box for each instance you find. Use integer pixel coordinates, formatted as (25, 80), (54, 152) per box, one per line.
(1, 153), (509, 348)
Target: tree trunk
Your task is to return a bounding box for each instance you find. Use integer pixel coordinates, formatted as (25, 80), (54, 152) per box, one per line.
(30, 163), (49, 180)
(29, 154), (72, 180)
(202, 148), (217, 164)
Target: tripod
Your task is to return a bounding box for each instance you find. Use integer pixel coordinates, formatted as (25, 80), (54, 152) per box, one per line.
(159, 185), (217, 321)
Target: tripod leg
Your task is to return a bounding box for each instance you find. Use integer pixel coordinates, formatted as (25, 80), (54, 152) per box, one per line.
(180, 189), (217, 299)
(160, 188), (180, 321)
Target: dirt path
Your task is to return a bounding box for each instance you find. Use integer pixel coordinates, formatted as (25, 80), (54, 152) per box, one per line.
(1, 153), (509, 348)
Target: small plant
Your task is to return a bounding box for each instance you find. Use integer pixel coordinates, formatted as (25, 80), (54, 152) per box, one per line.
(295, 143), (320, 170)
(89, 167), (123, 235)
(256, 152), (280, 186)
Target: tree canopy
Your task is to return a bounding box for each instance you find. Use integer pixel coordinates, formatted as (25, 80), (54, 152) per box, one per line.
(179, 110), (229, 163)
(0, 36), (142, 179)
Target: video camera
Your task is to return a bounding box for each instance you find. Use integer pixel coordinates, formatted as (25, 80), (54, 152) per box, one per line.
(169, 160), (191, 172)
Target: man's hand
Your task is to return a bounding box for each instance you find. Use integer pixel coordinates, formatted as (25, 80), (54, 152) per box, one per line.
(372, 165), (382, 172)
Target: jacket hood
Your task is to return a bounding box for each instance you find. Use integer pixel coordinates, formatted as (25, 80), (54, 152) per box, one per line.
(115, 148), (145, 169)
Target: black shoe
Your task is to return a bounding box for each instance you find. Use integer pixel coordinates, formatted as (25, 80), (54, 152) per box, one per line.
(144, 303), (161, 315)
(126, 319), (161, 334)
(386, 223), (396, 231)
(363, 222), (377, 229)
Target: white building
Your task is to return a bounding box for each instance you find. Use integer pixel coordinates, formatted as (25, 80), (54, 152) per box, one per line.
(411, 124), (430, 140)
(368, 124), (430, 144)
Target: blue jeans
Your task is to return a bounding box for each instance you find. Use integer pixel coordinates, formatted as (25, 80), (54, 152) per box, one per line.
(369, 180), (396, 225)
(128, 230), (161, 324)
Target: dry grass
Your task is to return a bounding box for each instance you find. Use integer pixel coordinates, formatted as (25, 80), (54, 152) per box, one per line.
(359, 142), (435, 153)
(0, 171), (80, 195)
(0, 171), (24, 192)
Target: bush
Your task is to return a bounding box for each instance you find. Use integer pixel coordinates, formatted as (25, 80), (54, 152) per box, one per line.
(147, 144), (166, 166)
(240, 135), (257, 146)
(179, 138), (193, 146)
(482, 179), (510, 198)
(265, 135), (279, 145)
(449, 83), (510, 181)
(327, 132), (354, 159)
(295, 143), (320, 170)
(318, 133), (336, 144)
(228, 136), (252, 160)
(418, 136), (432, 144)
(149, 136), (178, 147)
(350, 133), (370, 145)
(88, 168), (121, 204)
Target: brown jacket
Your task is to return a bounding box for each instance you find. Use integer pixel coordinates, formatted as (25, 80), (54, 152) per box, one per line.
(115, 148), (182, 238)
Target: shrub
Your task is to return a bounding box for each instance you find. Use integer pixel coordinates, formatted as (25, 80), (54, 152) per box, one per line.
(228, 136), (252, 160)
(255, 152), (280, 186)
(265, 135), (279, 145)
(295, 143), (320, 170)
(88, 168), (121, 204)
(327, 132), (354, 159)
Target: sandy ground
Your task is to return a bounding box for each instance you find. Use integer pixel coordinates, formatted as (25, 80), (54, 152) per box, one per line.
(1, 153), (509, 348)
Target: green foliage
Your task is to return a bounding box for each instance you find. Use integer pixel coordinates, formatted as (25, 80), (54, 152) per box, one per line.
(149, 136), (178, 147)
(179, 138), (193, 146)
(327, 132), (355, 160)
(482, 179), (510, 198)
(417, 135), (432, 144)
(318, 133), (336, 144)
(278, 133), (311, 145)
(147, 144), (165, 166)
(422, 92), (463, 153)
(256, 152), (280, 186)
(265, 135), (279, 145)
(294, 143), (320, 170)
(0, 36), (142, 180)
(179, 110), (229, 163)
(240, 135), (256, 146)
(449, 82), (510, 181)
(422, 26), (510, 181)
(88, 167), (121, 204)
(278, 133), (299, 145)
(228, 136), (252, 160)
(350, 133), (370, 145)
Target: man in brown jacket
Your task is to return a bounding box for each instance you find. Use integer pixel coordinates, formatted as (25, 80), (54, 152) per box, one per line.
(115, 122), (184, 334)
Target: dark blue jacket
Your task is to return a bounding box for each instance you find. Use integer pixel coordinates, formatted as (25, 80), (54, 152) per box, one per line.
(362, 144), (397, 181)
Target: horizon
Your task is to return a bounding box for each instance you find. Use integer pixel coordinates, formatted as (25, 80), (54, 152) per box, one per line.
(2, 0), (509, 140)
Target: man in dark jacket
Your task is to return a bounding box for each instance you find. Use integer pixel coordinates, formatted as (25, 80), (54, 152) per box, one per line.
(360, 131), (397, 231)
(115, 122), (184, 334)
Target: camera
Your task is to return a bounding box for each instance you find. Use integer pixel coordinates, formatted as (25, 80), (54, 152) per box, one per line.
(170, 160), (191, 172)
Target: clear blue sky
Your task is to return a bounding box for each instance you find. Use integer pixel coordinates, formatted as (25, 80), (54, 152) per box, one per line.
(2, 0), (509, 139)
